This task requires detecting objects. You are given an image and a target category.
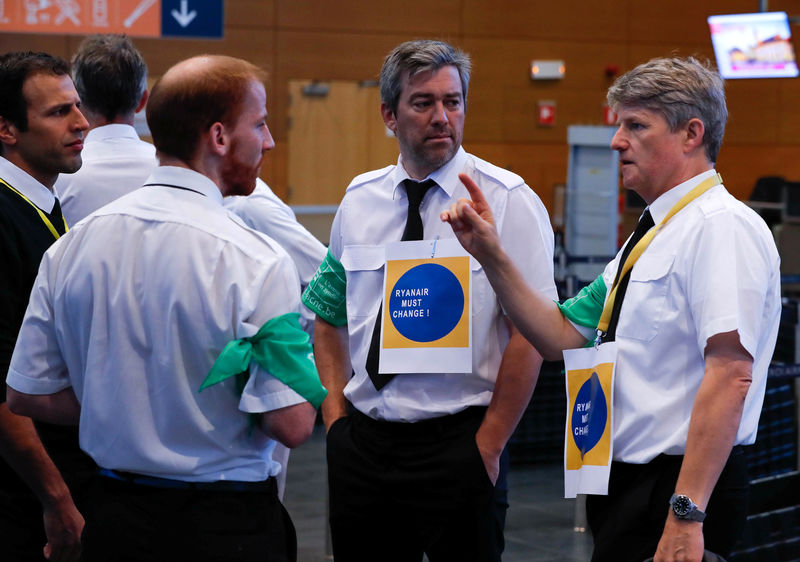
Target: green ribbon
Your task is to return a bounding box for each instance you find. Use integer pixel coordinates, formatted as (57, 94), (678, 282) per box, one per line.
(557, 275), (607, 330)
(302, 248), (348, 326)
(200, 312), (327, 409)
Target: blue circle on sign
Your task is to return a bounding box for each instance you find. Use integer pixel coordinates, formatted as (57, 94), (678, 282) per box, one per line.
(571, 372), (607, 457)
(388, 263), (463, 342)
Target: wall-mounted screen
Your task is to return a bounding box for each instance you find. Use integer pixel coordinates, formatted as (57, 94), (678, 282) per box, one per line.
(708, 11), (799, 79)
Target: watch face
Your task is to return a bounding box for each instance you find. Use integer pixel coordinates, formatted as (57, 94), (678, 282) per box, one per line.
(672, 495), (692, 516)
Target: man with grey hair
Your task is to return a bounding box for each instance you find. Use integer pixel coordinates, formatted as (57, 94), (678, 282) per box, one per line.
(55, 34), (157, 225)
(441, 56), (781, 561)
(303, 39), (556, 560)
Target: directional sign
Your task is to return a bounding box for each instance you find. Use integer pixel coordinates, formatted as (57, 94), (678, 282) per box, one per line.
(162, 0), (222, 38)
(0, 0), (224, 39)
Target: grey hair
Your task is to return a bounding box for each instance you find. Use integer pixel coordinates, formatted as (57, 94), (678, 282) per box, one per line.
(72, 34), (147, 121)
(379, 39), (471, 115)
(607, 57), (727, 163)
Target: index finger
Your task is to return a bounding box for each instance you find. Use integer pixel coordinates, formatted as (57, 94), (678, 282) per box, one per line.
(458, 173), (489, 209)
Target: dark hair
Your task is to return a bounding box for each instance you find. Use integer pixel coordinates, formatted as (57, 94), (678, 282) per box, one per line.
(71, 34), (147, 121)
(607, 57), (727, 163)
(146, 55), (266, 162)
(0, 51), (70, 132)
(380, 40), (471, 114)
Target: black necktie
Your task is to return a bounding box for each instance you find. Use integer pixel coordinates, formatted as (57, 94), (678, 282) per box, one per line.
(603, 209), (654, 342)
(366, 179), (436, 390)
(50, 198), (68, 236)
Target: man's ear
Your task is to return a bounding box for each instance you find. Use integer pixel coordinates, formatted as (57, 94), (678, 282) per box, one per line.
(0, 116), (19, 148)
(683, 118), (705, 154)
(380, 102), (397, 135)
(208, 121), (228, 156)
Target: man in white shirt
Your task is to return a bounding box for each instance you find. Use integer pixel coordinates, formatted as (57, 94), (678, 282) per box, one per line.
(303, 39), (556, 561)
(0, 50), (90, 562)
(55, 34), (157, 225)
(8, 55), (325, 562)
(442, 57), (781, 562)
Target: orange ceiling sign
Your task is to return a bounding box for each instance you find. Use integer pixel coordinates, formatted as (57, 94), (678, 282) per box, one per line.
(0, 1), (161, 37)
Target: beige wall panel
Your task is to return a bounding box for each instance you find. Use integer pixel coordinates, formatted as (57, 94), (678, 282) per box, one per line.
(778, 79), (800, 144)
(260, 140), (288, 198)
(627, 0), (755, 44)
(625, 42), (716, 70)
(464, 37), (628, 93)
(462, 0), (627, 42)
(0, 33), (70, 58)
(276, 0), (460, 35)
(717, 146), (800, 200)
(272, 31), (409, 140)
(287, 80), (398, 205)
(724, 79), (781, 146)
(133, 28), (274, 78)
(465, 142), (569, 213)
(228, 0), (275, 28)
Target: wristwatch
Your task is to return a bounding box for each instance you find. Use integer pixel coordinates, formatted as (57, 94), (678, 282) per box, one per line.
(669, 494), (706, 522)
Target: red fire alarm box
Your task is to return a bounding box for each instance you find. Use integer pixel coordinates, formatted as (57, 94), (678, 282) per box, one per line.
(538, 100), (556, 127)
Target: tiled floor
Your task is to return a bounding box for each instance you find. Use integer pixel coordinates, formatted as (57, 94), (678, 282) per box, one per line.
(284, 425), (594, 561)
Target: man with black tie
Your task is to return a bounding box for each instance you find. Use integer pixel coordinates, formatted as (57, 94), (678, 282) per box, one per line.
(0, 51), (90, 562)
(303, 39), (557, 561)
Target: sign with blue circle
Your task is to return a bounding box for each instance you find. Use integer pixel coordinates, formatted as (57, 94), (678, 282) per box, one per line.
(570, 371), (607, 457)
(388, 263), (464, 342)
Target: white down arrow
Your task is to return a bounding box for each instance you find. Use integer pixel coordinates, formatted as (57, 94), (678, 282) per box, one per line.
(171, 0), (197, 27)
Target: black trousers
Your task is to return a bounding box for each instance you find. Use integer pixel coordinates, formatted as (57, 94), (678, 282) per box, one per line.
(326, 406), (508, 562)
(586, 446), (749, 562)
(82, 473), (296, 562)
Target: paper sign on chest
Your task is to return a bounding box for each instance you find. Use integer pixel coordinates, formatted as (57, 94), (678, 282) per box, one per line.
(379, 238), (472, 374)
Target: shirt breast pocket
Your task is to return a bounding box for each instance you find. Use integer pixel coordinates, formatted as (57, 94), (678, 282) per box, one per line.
(615, 253), (675, 342)
(340, 245), (385, 321)
(471, 258), (494, 317)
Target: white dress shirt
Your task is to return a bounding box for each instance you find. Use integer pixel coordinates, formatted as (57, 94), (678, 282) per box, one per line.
(8, 166), (306, 482)
(330, 147), (557, 422)
(55, 123), (157, 225)
(595, 169), (781, 463)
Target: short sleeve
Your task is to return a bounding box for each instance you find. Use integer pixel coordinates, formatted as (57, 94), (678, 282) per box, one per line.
(6, 252), (71, 396)
(686, 209), (778, 357)
(498, 184), (558, 301)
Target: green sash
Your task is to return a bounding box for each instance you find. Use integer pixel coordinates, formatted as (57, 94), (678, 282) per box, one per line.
(200, 312), (327, 409)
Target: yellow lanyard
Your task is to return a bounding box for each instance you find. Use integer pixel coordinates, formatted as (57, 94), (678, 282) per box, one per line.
(596, 173), (723, 336)
(0, 178), (68, 240)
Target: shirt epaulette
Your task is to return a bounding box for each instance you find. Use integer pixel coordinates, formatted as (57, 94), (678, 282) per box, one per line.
(345, 165), (395, 192)
(472, 157), (525, 190)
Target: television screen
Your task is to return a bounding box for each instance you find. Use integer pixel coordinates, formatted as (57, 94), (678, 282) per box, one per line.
(708, 12), (799, 79)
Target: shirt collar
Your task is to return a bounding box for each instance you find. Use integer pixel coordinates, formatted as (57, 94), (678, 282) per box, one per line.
(390, 146), (467, 200)
(0, 156), (56, 212)
(646, 168), (718, 225)
(143, 166), (224, 205)
(85, 123), (140, 143)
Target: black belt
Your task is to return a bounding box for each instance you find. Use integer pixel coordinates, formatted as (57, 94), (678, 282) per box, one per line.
(98, 468), (277, 493)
